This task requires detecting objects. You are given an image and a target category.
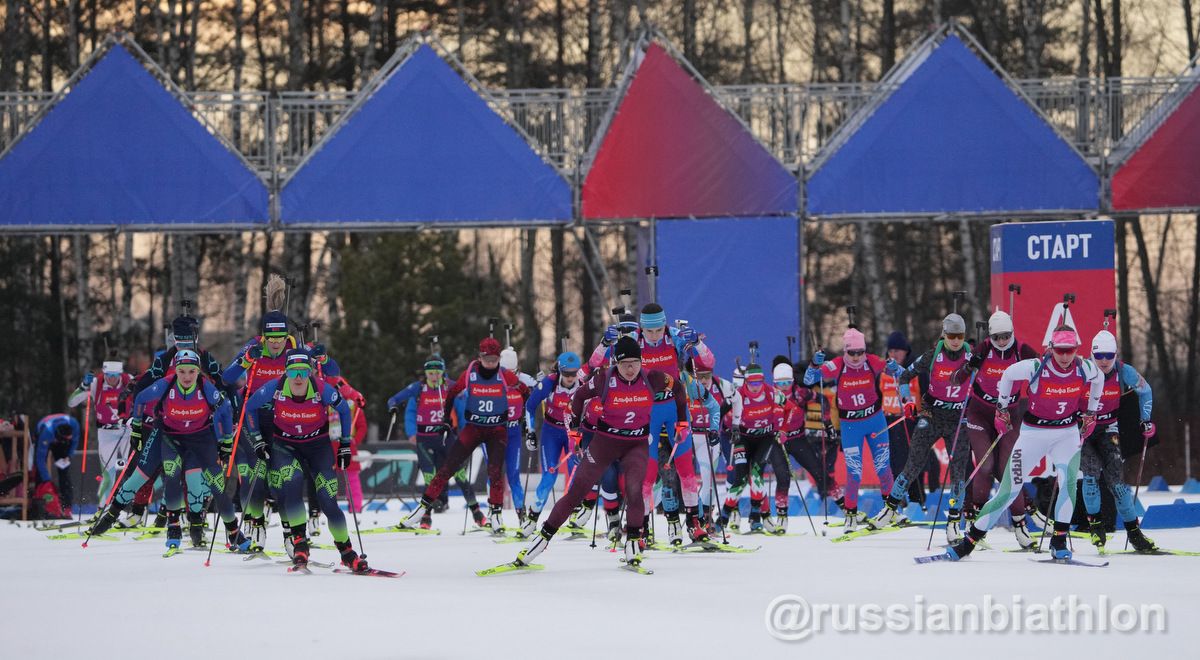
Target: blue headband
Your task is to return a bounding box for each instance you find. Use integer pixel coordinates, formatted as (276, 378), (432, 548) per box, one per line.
(640, 311), (667, 329)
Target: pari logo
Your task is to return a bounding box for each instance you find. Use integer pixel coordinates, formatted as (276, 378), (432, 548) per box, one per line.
(1026, 233), (1093, 261)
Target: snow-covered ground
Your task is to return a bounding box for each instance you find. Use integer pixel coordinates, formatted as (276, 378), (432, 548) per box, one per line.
(4, 490), (1198, 659)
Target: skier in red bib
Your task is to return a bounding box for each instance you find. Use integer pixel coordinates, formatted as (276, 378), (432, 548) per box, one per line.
(511, 336), (688, 570)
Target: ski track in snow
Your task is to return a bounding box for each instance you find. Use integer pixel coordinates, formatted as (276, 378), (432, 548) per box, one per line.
(4, 491), (1198, 658)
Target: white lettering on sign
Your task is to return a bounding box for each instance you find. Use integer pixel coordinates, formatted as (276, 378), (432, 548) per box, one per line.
(991, 237), (1002, 262)
(1026, 234), (1092, 261)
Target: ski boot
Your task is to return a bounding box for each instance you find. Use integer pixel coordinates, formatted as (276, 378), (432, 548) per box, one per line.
(87, 506), (121, 537)
(1124, 522), (1158, 553)
(291, 534), (310, 568)
(117, 504), (148, 529)
(685, 506), (710, 543)
(433, 495), (449, 513)
(1087, 516), (1107, 549)
(843, 508), (859, 533)
(487, 505), (504, 534)
(567, 500), (596, 531)
(517, 529), (552, 566)
(726, 507), (741, 534)
(419, 510), (433, 530)
(336, 540), (369, 573)
(308, 508), (321, 537)
(945, 509), (963, 544)
(764, 508), (788, 535)
(521, 508), (539, 538)
(642, 515), (655, 546)
(165, 521), (182, 551)
(470, 504), (487, 529)
(868, 497), (907, 530)
(946, 526), (985, 561)
(1011, 513), (1035, 549)
(605, 509), (623, 544)
(186, 512), (206, 548)
(225, 521), (253, 553)
(1025, 502), (1048, 529)
(246, 516), (267, 550)
(624, 536), (645, 567)
(1049, 528), (1073, 561)
(667, 515), (684, 547)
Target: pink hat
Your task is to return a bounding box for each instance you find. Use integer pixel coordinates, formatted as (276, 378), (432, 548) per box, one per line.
(843, 328), (866, 351)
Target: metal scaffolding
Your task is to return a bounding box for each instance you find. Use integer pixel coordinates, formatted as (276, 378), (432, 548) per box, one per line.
(0, 74), (1195, 182)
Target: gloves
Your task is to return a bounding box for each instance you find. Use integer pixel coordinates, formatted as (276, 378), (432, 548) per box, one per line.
(812, 350), (825, 366)
(81, 372), (95, 388)
(567, 429), (584, 454)
(239, 338), (262, 367)
(337, 443), (352, 470)
(525, 429), (538, 451)
(968, 351), (984, 371)
(53, 457), (71, 470)
(218, 436), (233, 467)
(129, 418), (145, 454)
(994, 407), (1011, 434)
(1078, 413), (1097, 439)
(706, 431), (721, 447)
(884, 358), (902, 377)
(602, 324), (619, 346)
(678, 326), (698, 343)
(251, 432), (270, 462)
(902, 401), (917, 420)
(1141, 421), (1156, 439)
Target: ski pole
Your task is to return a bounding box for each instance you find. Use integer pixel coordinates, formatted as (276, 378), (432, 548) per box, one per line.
(81, 388), (92, 475)
(1037, 477), (1061, 553)
(384, 411), (397, 443)
(704, 433), (729, 544)
(869, 414), (910, 439)
(226, 361), (259, 478)
(778, 438), (819, 536)
(1126, 432), (1151, 551)
(344, 471), (367, 560)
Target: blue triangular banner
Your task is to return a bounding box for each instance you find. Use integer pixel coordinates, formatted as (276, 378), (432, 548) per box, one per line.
(0, 44), (267, 228)
(807, 35), (1098, 216)
(282, 45), (571, 225)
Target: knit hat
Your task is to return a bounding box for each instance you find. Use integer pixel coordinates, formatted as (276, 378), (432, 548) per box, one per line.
(639, 303), (667, 330)
(942, 313), (967, 335)
(1091, 331), (1117, 355)
(174, 349), (201, 369)
(557, 352), (582, 371)
(745, 364), (765, 381)
(262, 310), (289, 338)
(102, 361), (124, 375)
(885, 331), (910, 353)
(172, 315), (198, 342)
(284, 348), (313, 371)
(479, 338), (502, 357)
(691, 351), (715, 373)
(843, 328), (866, 351)
(773, 363), (794, 382)
(423, 356), (446, 371)
(613, 336), (641, 362)
(1050, 327), (1080, 348)
(988, 310), (1014, 335)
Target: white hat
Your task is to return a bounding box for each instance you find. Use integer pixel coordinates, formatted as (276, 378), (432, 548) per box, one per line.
(1091, 331), (1117, 355)
(773, 363), (794, 382)
(102, 361), (123, 374)
(499, 347), (519, 372)
(988, 310), (1014, 335)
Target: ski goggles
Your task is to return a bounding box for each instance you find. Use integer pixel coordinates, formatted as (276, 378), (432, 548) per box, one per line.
(775, 379), (794, 389)
(1052, 347), (1077, 356)
(286, 365), (311, 378)
(1092, 352), (1116, 361)
(944, 333), (966, 341)
(990, 332), (1012, 343)
(845, 349), (866, 357)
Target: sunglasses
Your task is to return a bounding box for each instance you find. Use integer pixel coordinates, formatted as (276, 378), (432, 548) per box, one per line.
(287, 369), (310, 378)
(561, 370), (579, 377)
(846, 349), (866, 357)
(1052, 347), (1077, 356)
(944, 333), (966, 341)
(990, 332), (1012, 342)
(1092, 352), (1116, 361)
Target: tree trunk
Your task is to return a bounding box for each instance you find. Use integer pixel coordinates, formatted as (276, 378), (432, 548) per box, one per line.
(520, 230), (540, 367)
(741, 0), (755, 83)
(326, 232), (343, 335)
(362, 0), (384, 85)
(881, 0), (896, 71)
(287, 0), (305, 90)
(859, 222), (891, 335)
(66, 0), (80, 71)
(1130, 217), (1176, 403)
(1184, 0), (1198, 58)
(340, 0), (353, 89)
(120, 233), (133, 346)
(41, 0), (51, 91)
(73, 236), (93, 372)
(683, 0), (697, 63)
(1187, 214), (1199, 411)
(51, 238), (69, 404)
(551, 229), (566, 348)
(959, 219), (980, 321)
(232, 0), (245, 149)
(232, 234), (250, 338)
